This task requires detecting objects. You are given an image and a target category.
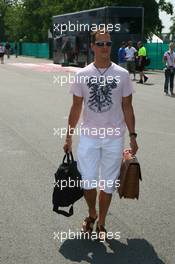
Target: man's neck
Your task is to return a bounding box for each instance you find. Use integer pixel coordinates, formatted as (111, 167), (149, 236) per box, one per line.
(94, 59), (111, 68)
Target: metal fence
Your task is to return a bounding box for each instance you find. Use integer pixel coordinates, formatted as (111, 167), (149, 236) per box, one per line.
(1, 41), (170, 70)
(18, 42), (170, 70)
(2, 42), (49, 58)
(21, 43), (49, 58)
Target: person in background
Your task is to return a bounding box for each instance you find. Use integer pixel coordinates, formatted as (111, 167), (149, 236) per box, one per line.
(163, 42), (175, 97)
(137, 41), (148, 84)
(0, 43), (5, 64)
(14, 41), (18, 58)
(125, 40), (137, 80)
(5, 41), (11, 59)
(118, 41), (126, 68)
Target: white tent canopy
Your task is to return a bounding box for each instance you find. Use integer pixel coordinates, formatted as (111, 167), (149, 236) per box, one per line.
(147, 34), (163, 43)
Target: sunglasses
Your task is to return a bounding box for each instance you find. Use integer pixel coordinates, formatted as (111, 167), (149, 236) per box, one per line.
(95, 41), (112, 47)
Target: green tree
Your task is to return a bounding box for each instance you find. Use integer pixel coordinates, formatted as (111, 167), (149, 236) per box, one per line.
(0, 0), (8, 40)
(1, 0), (174, 42)
(0, 0), (20, 40)
(64, 0), (173, 36)
(169, 16), (175, 41)
(20, 0), (63, 42)
(4, 3), (24, 40)
(45, 0), (173, 37)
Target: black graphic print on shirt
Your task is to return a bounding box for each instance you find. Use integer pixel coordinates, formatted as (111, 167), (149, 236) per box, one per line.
(86, 76), (118, 113)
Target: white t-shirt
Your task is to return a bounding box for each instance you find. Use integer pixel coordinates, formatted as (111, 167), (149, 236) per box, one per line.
(164, 51), (175, 68)
(70, 62), (134, 138)
(0, 46), (5, 53)
(125, 46), (137, 61)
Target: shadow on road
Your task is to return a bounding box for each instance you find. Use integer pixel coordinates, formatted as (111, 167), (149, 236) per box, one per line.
(135, 83), (154, 86)
(143, 83), (155, 86)
(142, 83), (155, 86)
(59, 237), (165, 264)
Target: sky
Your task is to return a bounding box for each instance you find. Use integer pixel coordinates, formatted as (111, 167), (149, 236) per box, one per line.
(159, 0), (175, 33)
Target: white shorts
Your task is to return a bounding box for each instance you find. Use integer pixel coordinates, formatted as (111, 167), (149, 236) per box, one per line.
(77, 135), (124, 193)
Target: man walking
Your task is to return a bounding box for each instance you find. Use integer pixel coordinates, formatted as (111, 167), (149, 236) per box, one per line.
(5, 41), (11, 59)
(163, 42), (175, 96)
(125, 40), (137, 80)
(0, 43), (5, 64)
(63, 29), (138, 241)
(118, 41), (126, 68)
(14, 41), (18, 58)
(137, 41), (148, 84)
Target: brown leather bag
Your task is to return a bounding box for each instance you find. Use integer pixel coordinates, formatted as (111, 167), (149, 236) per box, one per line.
(118, 150), (142, 199)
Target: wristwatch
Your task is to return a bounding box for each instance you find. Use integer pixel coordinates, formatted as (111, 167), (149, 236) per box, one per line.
(129, 132), (137, 138)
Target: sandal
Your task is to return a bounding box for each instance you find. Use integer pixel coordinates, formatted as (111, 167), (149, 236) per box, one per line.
(81, 216), (97, 234)
(96, 222), (107, 241)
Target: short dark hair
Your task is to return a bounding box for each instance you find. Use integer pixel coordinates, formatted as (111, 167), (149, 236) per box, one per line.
(90, 27), (109, 44)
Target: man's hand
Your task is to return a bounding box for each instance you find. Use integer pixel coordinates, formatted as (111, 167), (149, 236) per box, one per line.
(130, 136), (138, 156)
(63, 137), (72, 153)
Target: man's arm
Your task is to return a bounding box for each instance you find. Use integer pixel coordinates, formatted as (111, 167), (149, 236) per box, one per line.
(162, 53), (167, 64)
(63, 95), (83, 152)
(122, 94), (138, 155)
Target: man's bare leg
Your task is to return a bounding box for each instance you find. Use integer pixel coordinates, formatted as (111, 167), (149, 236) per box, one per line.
(84, 189), (97, 218)
(98, 190), (112, 226)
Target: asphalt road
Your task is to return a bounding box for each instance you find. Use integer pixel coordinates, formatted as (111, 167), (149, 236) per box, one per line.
(0, 56), (175, 264)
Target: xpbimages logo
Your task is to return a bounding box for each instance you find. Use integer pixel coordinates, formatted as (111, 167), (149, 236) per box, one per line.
(53, 229), (121, 243)
(53, 73), (121, 87)
(53, 125), (121, 139)
(54, 178), (120, 190)
(53, 21), (121, 34)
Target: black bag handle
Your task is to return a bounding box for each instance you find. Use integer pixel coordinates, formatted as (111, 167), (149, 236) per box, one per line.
(63, 151), (74, 164)
(53, 204), (73, 217)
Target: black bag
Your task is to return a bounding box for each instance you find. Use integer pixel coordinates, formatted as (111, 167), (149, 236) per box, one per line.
(145, 57), (151, 66)
(52, 152), (83, 217)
